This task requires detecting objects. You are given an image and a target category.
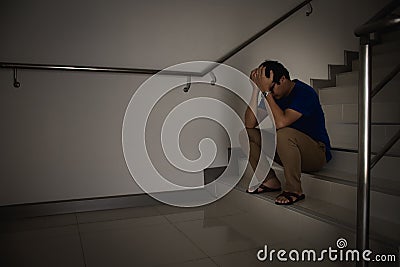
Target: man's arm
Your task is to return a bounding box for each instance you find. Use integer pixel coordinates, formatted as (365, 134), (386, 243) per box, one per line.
(251, 66), (302, 129)
(262, 95), (301, 129)
(245, 84), (268, 128)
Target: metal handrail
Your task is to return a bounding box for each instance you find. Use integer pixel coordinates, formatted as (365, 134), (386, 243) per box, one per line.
(354, 1), (400, 266)
(371, 130), (400, 169)
(355, 0), (400, 37)
(213, 0), (312, 65)
(1, 62), (202, 76)
(0, 0), (313, 87)
(371, 63), (400, 98)
(356, 39), (371, 267)
(365, 0), (400, 25)
(355, 16), (400, 37)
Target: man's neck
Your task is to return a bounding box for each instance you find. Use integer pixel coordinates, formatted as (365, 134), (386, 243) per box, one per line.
(284, 80), (296, 97)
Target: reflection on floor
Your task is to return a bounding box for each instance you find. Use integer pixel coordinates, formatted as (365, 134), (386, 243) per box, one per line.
(0, 189), (396, 267)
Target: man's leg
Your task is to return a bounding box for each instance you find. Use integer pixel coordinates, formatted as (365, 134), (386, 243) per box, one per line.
(275, 127), (326, 204)
(239, 128), (281, 192)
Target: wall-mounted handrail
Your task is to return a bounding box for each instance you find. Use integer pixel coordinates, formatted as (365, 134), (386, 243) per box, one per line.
(0, 62), (203, 76)
(0, 0), (313, 88)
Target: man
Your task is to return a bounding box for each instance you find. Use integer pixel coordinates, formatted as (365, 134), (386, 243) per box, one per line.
(239, 60), (331, 205)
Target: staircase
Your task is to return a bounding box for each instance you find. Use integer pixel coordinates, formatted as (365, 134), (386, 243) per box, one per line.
(315, 30), (400, 251)
(206, 30), (400, 262)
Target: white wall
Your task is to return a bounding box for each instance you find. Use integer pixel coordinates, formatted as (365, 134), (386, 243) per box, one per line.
(0, 0), (389, 205)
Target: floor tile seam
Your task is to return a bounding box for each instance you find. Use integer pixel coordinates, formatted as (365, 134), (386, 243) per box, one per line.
(76, 214), (168, 226)
(0, 222), (80, 235)
(76, 222), (172, 237)
(162, 214), (216, 261)
(163, 210), (249, 224)
(165, 213), (264, 259)
(75, 213), (88, 267)
(75, 206), (164, 225)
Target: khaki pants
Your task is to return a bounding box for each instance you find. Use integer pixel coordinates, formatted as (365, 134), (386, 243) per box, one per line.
(239, 127), (326, 193)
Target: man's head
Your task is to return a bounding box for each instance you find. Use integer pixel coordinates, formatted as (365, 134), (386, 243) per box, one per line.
(259, 60), (290, 83)
(259, 60), (293, 99)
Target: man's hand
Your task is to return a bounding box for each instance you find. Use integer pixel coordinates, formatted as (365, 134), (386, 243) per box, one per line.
(250, 66), (274, 92)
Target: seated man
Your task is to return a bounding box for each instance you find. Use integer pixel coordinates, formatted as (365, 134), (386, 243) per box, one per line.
(239, 60), (332, 205)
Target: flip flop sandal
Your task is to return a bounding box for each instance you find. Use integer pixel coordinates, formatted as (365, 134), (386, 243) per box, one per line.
(275, 191), (305, 205)
(246, 184), (281, 194)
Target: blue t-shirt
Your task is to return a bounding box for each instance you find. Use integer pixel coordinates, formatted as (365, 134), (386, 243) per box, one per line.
(259, 79), (332, 162)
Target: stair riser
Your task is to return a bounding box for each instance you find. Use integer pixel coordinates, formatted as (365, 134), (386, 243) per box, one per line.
(323, 103), (400, 124)
(319, 83), (400, 105)
(326, 150), (398, 181)
(327, 124), (400, 156)
(336, 69), (400, 87)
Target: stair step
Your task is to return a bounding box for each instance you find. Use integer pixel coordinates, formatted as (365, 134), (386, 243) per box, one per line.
(277, 167), (400, 225)
(236, 157), (400, 223)
(224, 145), (400, 249)
(233, 186), (400, 249)
(336, 67), (400, 87)
(323, 102), (400, 124)
(326, 123), (400, 155)
(319, 82), (400, 105)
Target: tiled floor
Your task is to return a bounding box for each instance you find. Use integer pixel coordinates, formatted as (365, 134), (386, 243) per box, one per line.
(0, 189), (394, 267)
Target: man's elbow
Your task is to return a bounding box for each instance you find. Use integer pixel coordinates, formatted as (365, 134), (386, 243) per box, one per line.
(275, 119), (289, 130)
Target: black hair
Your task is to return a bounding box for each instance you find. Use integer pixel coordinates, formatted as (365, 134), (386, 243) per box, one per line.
(259, 60), (290, 85)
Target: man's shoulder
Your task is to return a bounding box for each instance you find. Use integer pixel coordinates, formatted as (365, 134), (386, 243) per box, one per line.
(291, 80), (320, 105)
(293, 79), (317, 95)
